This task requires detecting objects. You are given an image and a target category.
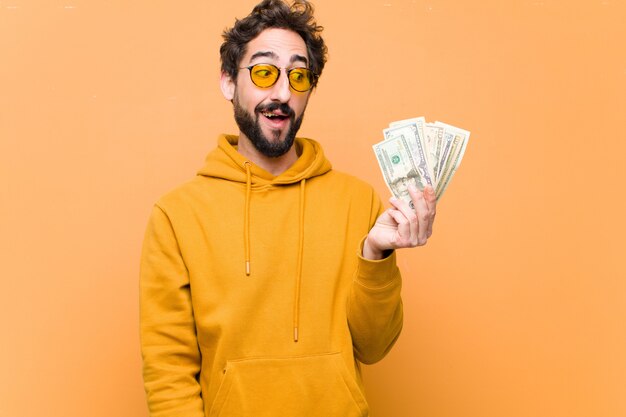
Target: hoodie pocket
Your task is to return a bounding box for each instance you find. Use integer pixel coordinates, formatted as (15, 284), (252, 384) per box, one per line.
(208, 352), (368, 417)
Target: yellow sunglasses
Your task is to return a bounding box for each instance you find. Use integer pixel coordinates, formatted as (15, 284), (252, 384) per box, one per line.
(240, 63), (318, 92)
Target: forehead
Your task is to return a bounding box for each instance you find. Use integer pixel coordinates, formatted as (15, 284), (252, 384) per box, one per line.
(242, 28), (308, 64)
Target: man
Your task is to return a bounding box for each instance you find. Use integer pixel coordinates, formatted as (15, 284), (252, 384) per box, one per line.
(140, 1), (437, 416)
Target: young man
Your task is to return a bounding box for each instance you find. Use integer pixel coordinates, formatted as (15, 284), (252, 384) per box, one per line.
(140, 1), (437, 416)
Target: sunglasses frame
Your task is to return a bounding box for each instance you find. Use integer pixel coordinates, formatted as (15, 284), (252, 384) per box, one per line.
(240, 63), (318, 92)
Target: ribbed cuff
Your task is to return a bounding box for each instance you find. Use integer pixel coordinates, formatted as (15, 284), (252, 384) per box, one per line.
(355, 236), (400, 289)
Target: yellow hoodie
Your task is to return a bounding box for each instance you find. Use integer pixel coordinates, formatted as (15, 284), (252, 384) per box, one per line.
(140, 135), (403, 417)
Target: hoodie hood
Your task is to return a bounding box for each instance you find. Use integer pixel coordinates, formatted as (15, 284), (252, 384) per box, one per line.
(197, 134), (332, 185)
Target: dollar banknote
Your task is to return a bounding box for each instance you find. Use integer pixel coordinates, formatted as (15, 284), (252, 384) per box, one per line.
(383, 122), (433, 186)
(373, 134), (423, 208)
(433, 122), (470, 199)
(422, 123), (444, 186)
(389, 117), (426, 146)
(373, 117), (470, 202)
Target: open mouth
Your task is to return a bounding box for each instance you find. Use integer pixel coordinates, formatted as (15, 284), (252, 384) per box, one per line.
(260, 110), (289, 122)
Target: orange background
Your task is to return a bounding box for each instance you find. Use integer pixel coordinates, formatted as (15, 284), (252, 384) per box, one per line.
(1, 1), (625, 416)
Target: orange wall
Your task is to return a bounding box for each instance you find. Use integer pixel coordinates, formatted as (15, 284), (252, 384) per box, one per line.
(1, 1), (625, 416)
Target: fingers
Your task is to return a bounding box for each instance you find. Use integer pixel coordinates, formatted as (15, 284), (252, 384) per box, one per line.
(389, 194), (417, 244)
(407, 185), (429, 245)
(387, 197), (424, 247)
(422, 185), (437, 238)
(386, 183), (437, 249)
(386, 204), (412, 245)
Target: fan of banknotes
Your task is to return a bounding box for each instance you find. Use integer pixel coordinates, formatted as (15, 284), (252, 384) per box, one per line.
(373, 117), (470, 204)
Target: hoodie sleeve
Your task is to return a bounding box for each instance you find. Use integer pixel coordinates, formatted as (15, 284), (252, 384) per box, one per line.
(347, 194), (404, 365)
(140, 204), (205, 417)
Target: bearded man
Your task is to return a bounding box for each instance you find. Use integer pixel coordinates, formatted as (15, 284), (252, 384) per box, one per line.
(140, 1), (437, 416)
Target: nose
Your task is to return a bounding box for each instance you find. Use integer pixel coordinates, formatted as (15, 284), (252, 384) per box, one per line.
(269, 70), (292, 103)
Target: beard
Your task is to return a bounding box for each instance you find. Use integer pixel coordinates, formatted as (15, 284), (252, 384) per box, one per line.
(233, 96), (304, 158)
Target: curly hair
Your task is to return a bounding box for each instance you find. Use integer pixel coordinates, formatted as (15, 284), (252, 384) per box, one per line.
(220, 0), (328, 88)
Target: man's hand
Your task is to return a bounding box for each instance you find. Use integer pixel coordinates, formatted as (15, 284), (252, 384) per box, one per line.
(363, 184), (437, 260)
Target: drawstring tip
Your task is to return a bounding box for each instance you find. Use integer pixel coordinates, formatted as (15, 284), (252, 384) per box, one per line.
(293, 327), (299, 342)
(245, 261), (250, 276)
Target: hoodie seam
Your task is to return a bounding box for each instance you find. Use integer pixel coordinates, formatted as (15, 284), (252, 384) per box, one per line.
(225, 351), (343, 363)
(353, 276), (399, 291)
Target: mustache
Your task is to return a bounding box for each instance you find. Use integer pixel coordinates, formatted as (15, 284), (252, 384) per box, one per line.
(255, 102), (295, 118)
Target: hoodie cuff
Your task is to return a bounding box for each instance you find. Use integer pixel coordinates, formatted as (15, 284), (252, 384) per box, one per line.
(355, 236), (401, 289)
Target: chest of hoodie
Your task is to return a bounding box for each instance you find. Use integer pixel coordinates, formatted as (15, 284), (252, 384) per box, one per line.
(167, 174), (375, 350)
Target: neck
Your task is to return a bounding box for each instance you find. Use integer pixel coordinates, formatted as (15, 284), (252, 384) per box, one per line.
(236, 134), (298, 176)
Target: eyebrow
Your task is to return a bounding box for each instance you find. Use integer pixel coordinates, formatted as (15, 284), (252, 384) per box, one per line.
(249, 51), (309, 66)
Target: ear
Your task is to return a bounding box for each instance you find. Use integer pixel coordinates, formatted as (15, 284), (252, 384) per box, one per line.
(220, 72), (235, 101)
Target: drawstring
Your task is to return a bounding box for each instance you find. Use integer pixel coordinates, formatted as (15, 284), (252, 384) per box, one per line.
(243, 161), (252, 276)
(241, 160), (306, 342)
(293, 178), (306, 342)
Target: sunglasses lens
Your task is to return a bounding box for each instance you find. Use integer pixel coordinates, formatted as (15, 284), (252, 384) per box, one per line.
(288, 68), (313, 92)
(250, 64), (279, 88)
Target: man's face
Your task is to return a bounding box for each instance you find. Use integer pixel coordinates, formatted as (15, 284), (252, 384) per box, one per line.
(222, 28), (312, 158)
